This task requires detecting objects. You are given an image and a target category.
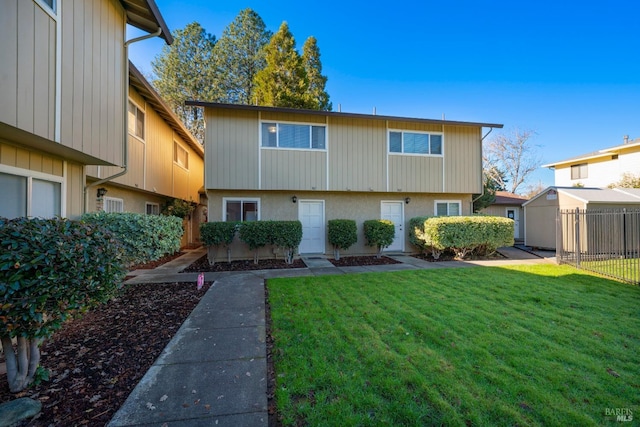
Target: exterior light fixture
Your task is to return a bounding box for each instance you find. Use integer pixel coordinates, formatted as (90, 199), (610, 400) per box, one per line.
(405, 197), (411, 204)
(97, 187), (108, 198)
(291, 196), (297, 203)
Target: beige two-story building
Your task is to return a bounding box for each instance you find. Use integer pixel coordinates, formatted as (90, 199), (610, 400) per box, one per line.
(189, 102), (502, 257)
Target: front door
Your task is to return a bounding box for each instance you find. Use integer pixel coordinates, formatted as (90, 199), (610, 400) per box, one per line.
(381, 201), (404, 252)
(506, 208), (520, 239)
(299, 200), (325, 254)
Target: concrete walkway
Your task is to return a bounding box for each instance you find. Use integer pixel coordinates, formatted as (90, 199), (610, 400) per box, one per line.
(109, 246), (552, 426)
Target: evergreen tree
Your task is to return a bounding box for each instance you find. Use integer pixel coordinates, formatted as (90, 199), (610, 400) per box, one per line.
(151, 22), (218, 143)
(473, 166), (506, 212)
(302, 36), (331, 111)
(253, 22), (308, 108)
(212, 9), (271, 104)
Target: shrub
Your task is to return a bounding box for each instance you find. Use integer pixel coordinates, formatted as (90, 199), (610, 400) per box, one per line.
(161, 198), (196, 219)
(408, 216), (431, 252)
(417, 216), (514, 259)
(363, 219), (395, 258)
(0, 217), (127, 392)
(328, 219), (357, 260)
(81, 212), (183, 266)
(200, 222), (238, 264)
(238, 221), (303, 264)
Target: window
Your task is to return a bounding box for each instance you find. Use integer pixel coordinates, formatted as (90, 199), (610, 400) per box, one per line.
(389, 131), (442, 155)
(146, 203), (160, 215)
(35, 0), (56, 14)
(104, 197), (124, 213)
(261, 122), (326, 150)
(435, 201), (461, 216)
(128, 100), (145, 139)
(0, 170), (62, 219)
(571, 163), (588, 180)
(223, 198), (259, 221)
(174, 142), (189, 169)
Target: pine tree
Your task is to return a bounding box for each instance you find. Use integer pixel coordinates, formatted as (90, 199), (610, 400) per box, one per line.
(212, 9), (271, 105)
(253, 22), (308, 108)
(302, 36), (331, 111)
(151, 22), (218, 143)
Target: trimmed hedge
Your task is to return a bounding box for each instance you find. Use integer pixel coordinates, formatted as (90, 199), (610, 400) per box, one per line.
(81, 212), (183, 266)
(416, 216), (514, 259)
(408, 216), (431, 253)
(200, 222), (239, 264)
(327, 219), (357, 260)
(238, 220), (303, 264)
(364, 219), (395, 258)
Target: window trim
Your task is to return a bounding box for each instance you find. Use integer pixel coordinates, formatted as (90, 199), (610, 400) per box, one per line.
(34, 0), (57, 18)
(146, 202), (160, 215)
(128, 99), (145, 141)
(434, 200), (462, 216)
(0, 164), (65, 218)
(570, 163), (588, 180)
(259, 120), (328, 151)
(173, 141), (189, 170)
(104, 197), (124, 213)
(222, 197), (261, 222)
(388, 129), (444, 157)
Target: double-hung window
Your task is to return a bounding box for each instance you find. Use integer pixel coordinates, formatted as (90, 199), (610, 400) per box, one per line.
(223, 198), (259, 222)
(128, 100), (145, 140)
(435, 201), (461, 216)
(0, 169), (62, 219)
(389, 131), (442, 155)
(261, 122), (326, 150)
(570, 163), (588, 180)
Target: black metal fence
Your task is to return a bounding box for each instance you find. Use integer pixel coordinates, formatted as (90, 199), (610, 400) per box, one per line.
(556, 208), (640, 284)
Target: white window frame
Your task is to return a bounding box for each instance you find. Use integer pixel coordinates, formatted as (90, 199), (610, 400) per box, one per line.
(35, 0), (57, 17)
(0, 164), (65, 218)
(388, 130), (444, 156)
(260, 121), (327, 151)
(222, 197), (260, 222)
(146, 202), (160, 215)
(570, 163), (588, 180)
(434, 200), (462, 216)
(104, 197), (124, 213)
(128, 99), (145, 141)
(174, 141), (189, 170)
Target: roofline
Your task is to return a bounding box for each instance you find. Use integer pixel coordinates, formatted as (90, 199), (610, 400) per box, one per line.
(523, 186), (640, 206)
(129, 62), (203, 156)
(185, 101), (504, 129)
(542, 140), (640, 168)
(121, 0), (173, 45)
(143, 0), (173, 44)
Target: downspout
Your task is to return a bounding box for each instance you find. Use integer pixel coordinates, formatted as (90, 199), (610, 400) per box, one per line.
(471, 127), (495, 213)
(84, 27), (162, 213)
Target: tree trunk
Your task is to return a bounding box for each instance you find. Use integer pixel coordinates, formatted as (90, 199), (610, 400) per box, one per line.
(227, 247), (231, 264)
(334, 247), (340, 261)
(1, 335), (42, 393)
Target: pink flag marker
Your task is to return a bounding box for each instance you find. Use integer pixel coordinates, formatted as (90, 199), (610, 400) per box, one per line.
(197, 272), (204, 290)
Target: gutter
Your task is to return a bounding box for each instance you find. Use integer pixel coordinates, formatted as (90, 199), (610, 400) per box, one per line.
(84, 27), (162, 213)
(471, 127), (495, 212)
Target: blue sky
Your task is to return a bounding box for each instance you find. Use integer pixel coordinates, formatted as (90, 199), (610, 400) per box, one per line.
(129, 0), (640, 192)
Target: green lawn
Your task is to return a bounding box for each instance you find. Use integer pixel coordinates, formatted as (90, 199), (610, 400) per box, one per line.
(268, 265), (640, 426)
(579, 258), (640, 284)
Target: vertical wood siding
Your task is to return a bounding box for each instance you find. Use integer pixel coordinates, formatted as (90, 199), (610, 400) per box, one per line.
(60, 0), (125, 164)
(260, 112), (326, 124)
(328, 117), (386, 191)
(261, 150), (327, 190)
(388, 156), (443, 192)
(65, 162), (85, 218)
(444, 125), (482, 193)
(205, 109), (259, 189)
(0, 142), (64, 176)
(0, 1), (56, 140)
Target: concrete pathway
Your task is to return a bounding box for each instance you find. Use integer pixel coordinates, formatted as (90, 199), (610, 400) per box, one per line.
(109, 246), (552, 426)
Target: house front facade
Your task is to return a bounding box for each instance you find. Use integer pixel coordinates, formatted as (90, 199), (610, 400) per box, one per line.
(0, 0), (173, 220)
(543, 136), (640, 188)
(479, 191), (528, 241)
(191, 102), (502, 258)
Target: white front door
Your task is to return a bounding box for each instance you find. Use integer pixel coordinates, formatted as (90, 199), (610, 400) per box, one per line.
(381, 201), (404, 252)
(506, 208), (520, 239)
(299, 200), (325, 254)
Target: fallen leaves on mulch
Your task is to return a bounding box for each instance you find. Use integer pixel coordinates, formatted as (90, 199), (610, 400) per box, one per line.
(328, 256), (401, 267)
(0, 281), (211, 426)
(181, 255), (306, 272)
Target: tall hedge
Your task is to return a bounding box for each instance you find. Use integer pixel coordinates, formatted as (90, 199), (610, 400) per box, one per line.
(328, 219), (357, 260)
(408, 216), (431, 253)
(200, 221), (238, 264)
(417, 216), (514, 259)
(363, 219), (395, 258)
(81, 212), (183, 266)
(0, 217), (127, 391)
(238, 220), (303, 264)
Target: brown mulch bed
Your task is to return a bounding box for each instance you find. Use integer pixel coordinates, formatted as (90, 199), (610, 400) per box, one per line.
(128, 251), (186, 270)
(181, 255), (306, 272)
(328, 255), (401, 267)
(0, 281), (211, 426)
(412, 250), (506, 262)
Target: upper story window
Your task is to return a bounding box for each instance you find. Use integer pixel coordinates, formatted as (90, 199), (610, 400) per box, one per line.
(261, 122), (326, 150)
(223, 198), (259, 221)
(128, 100), (145, 140)
(35, 0), (57, 15)
(174, 142), (189, 169)
(435, 201), (461, 216)
(571, 163), (588, 180)
(389, 131), (443, 155)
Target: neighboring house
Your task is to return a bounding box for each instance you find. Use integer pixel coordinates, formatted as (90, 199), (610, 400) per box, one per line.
(85, 62), (205, 246)
(523, 187), (640, 250)
(0, 0), (172, 219)
(542, 136), (640, 187)
(479, 191), (528, 241)
(188, 101), (503, 258)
